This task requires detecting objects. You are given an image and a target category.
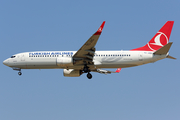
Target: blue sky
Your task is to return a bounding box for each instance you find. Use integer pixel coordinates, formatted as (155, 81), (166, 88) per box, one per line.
(0, 0), (180, 120)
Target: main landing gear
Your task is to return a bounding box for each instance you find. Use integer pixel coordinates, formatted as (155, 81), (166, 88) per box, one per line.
(83, 65), (92, 79)
(87, 73), (92, 79)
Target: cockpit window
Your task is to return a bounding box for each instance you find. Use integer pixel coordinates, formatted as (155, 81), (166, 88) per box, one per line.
(11, 56), (16, 58)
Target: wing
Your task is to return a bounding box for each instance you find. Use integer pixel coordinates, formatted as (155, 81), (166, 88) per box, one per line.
(91, 68), (121, 74)
(73, 21), (105, 65)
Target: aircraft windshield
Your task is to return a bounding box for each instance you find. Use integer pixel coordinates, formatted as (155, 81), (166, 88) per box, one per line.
(11, 56), (16, 58)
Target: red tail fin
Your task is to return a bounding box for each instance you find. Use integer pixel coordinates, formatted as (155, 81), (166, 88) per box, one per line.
(131, 21), (174, 51)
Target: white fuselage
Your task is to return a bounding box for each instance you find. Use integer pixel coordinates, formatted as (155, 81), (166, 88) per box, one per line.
(3, 50), (167, 70)
(2, 21), (174, 79)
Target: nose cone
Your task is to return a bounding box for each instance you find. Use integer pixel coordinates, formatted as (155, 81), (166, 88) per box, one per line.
(3, 59), (9, 66)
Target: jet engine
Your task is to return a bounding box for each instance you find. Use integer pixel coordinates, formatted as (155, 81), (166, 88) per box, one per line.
(57, 57), (73, 66)
(63, 69), (83, 77)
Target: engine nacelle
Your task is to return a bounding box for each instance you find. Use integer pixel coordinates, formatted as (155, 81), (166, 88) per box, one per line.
(57, 57), (73, 66)
(63, 69), (83, 77)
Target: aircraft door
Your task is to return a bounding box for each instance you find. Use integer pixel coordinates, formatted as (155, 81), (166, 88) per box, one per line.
(21, 54), (25, 61)
(139, 53), (143, 61)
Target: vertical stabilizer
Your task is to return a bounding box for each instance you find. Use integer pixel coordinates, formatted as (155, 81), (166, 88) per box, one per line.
(131, 21), (174, 51)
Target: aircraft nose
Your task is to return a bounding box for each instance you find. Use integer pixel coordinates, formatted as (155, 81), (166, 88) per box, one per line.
(3, 59), (9, 66)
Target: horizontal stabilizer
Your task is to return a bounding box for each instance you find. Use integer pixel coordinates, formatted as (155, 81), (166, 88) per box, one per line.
(153, 42), (173, 55)
(167, 55), (176, 59)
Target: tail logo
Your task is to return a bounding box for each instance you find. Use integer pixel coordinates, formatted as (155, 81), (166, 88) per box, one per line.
(98, 27), (102, 32)
(147, 32), (168, 51)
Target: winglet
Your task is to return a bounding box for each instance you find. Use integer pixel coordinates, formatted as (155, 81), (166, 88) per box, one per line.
(94, 21), (105, 35)
(115, 68), (121, 73)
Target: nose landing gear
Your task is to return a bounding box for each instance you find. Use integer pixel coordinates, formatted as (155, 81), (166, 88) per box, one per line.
(13, 68), (22, 76)
(18, 71), (22, 76)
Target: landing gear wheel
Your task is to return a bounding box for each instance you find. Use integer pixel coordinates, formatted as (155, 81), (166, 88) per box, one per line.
(18, 72), (22, 76)
(87, 73), (92, 79)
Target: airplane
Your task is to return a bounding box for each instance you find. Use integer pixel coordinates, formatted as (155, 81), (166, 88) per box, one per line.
(3, 21), (176, 79)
